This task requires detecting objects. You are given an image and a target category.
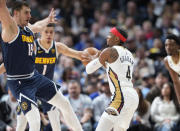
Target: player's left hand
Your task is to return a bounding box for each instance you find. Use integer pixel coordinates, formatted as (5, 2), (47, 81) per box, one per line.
(47, 8), (57, 24)
(81, 51), (92, 66)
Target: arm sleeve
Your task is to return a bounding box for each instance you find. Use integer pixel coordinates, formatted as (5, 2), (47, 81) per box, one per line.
(86, 58), (102, 74)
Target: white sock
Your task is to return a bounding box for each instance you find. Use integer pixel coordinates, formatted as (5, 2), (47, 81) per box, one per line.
(47, 108), (61, 131)
(25, 104), (40, 131)
(16, 112), (27, 131)
(48, 92), (82, 131)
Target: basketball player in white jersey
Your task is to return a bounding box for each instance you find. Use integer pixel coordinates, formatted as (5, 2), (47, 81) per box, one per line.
(86, 27), (139, 131)
(164, 34), (180, 104)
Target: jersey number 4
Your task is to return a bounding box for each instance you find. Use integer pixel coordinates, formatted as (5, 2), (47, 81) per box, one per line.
(126, 66), (131, 80)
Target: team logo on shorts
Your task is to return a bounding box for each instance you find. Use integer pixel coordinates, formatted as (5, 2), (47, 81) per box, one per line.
(51, 49), (55, 54)
(16, 105), (21, 113)
(21, 102), (28, 111)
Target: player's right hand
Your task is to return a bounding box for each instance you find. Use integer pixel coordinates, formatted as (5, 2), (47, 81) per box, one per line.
(47, 8), (57, 24)
(81, 51), (91, 66)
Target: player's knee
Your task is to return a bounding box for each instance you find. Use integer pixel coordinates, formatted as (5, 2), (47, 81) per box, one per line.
(25, 104), (41, 131)
(16, 112), (27, 131)
(48, 92), (69, 106)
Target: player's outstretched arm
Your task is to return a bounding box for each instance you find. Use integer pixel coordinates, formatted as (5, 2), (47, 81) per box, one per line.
(0, 0), (18, 43)
(28, 8), (56, 33)
(55, 42), (86, 60)
(0, 63), (6, 75)
(164, 57), (180, 104)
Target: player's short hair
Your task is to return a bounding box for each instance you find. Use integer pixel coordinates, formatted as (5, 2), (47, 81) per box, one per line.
(166, 34), (180, 45)
(11, 1), (29, 16)
(47, 23), (56, 28)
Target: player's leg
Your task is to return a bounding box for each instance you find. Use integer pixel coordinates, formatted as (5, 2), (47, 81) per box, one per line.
(25, 103), (40, 131)
(40, 100), (61, 131)
(16, 96), (40, 131)
(36, 75), (82, 131)
(16, 105), (27, 131)
(113, 126), (126, 131)
(95, 112), (114, 131)
(48, 90), (82, 131)
(7, 79), (41, 131)
(47, 108), (61, 131)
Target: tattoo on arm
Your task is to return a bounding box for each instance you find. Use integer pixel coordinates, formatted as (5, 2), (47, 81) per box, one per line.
(108, 48), (119, 63)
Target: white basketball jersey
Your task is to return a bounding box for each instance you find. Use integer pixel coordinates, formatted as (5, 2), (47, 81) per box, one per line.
(167, 55), (180, 75)
(106, 46), (134, 95)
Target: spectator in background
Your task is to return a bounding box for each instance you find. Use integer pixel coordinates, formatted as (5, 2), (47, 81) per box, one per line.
(146, 72), (168, 103)
(98, 14), (111, 38)
(60, 35), (74, 48)
(151, 82), (180, 131)
(126, 1), (142, 25)
(71, 6), (86, 35)
(92, 80), (111, 129)
(1, 89), (18, 129)
(117, 11), (126, 28)
(90, 23), (106, 50)
(0, 101), (14, 131)
(0, 89), (18, 131)
(143, 20), (153, 41)
(86, 82), (99, 100)
(152, 0), (166, 16)
(134, 47), (155, 78)
(134, 28), (147, 49)
(146, 2), (157, 26)
(61, 80), (93, 131)
(125, 16), (136, 39)
(140, 74), (155, 98)
(74, 29), (90, 50)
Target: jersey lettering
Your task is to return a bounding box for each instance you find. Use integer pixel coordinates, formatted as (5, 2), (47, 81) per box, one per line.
(35, 57), (56, 64)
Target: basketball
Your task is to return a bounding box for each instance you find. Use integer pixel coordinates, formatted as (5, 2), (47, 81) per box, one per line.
(82, 47), (100, 66)
(84, 47), (99, 56)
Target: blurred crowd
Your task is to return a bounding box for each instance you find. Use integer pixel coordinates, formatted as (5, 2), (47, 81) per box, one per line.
(1, 0), (180, 131)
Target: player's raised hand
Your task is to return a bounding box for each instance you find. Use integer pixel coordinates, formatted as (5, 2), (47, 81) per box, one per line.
(47, 8), (57, 24)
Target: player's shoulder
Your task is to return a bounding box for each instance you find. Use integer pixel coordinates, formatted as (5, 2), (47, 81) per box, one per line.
(101, 47), (117, 55)
(163, 56), (171, 68)
(164, 56), (169, 64)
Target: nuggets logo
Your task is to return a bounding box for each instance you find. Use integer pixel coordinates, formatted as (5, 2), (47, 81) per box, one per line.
(51, 49), (55, 54)
(16, 105), (21, 113)
(21, 102), (28, 111)
(22, 35), (34, 43)
(38, 50), (44, 54)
